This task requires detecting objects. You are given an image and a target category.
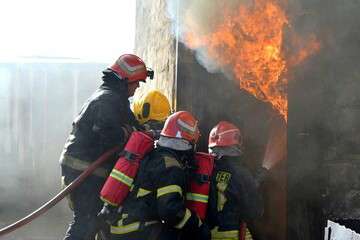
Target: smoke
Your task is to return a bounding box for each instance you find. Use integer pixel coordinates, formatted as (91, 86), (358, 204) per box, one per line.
(167, 0), (251, 35)
(284, 0), (360, 237)
(168, 0), (307, 122)
(167, 0), (251, 73)
(0, 60), (106, 238)
(166, 0), (360, 167)
(286, 0), (360, 162)
(166, 0), (360, 236)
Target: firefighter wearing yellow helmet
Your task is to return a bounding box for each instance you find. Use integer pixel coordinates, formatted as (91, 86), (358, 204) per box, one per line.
(132, 89), (171, 134)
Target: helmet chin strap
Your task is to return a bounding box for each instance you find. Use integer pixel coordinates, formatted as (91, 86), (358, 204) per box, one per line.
(158, 136), (193, 151)
(103, 69), (128, 83)
(209, 146), (242, 160)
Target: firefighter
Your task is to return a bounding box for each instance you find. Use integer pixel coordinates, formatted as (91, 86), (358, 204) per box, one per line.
(59, 54), (154, 240)
(207, 121), (265, 240)
(96, 90), (172, 223)
(107, 111), (211, 240)
(132, 89), (171, 136)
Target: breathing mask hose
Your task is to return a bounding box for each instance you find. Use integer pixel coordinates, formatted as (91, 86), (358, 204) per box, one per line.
(0, 146), (120, 237)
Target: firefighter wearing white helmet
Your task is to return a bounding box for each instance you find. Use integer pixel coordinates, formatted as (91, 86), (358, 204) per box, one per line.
(60, 54), (153, 240)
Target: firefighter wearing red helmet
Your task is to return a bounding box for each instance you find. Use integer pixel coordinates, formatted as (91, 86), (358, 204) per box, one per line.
(207, 121), (265, 240)
(59, 54), (153, 240)
(109, 111), (211, 240)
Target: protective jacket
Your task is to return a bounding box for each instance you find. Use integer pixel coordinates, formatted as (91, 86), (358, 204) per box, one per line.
(60, 70), (141, 180)
(208, 156), (263, 240)
(110, 146), (205, 240)
(60, 70), (141, 240)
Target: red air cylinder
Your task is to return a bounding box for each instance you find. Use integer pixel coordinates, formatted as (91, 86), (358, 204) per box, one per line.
(100, 131), (154, 206)
(186, 152), (214, 220)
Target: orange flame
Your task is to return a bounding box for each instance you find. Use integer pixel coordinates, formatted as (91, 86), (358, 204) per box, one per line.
(289, 34), (321, 66)
(184, 0), (320, 122)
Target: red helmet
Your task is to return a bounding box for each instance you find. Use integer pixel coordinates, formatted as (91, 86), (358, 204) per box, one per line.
(160, 111), (200, 144)
(110, 54), (154, 83)
(208, 121), (242, 148)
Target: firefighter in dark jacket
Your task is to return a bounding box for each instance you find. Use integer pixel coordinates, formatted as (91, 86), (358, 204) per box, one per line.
(60, 54), (154, 240)
(207, 121), (265, 240)
(108, 111), (211, 240)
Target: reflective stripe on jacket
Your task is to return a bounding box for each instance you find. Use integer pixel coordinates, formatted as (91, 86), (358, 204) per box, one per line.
(60, 154), (109, 178)
(208, 156), (263, 236)
(110, 147), (202, 238)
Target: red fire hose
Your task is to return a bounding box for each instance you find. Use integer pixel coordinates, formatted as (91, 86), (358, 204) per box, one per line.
(0, 146), (120, 238)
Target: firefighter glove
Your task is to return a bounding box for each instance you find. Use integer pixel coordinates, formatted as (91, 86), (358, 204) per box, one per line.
(254, 166), (270, 188)
(97, 203), (120, 225)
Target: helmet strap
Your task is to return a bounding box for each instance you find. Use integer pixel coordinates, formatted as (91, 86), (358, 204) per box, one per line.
(209, 145), (242, 160)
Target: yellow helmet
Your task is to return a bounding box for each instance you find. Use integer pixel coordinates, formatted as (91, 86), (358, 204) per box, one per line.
(133, 90), (171, 125)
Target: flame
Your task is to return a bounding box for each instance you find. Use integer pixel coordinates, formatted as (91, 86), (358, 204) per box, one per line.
(184, 0), (320, 122)
(289, 34), (321, 66)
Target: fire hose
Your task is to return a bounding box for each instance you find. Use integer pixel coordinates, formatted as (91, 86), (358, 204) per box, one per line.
(0, 146), (120, 238)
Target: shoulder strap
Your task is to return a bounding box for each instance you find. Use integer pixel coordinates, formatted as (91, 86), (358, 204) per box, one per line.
(156, 147), (182, 169)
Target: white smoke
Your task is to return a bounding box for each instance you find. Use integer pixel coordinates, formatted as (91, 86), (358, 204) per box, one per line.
(166, 0), (251, 73)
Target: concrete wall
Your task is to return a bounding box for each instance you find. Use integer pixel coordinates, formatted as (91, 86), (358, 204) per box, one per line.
(135, 0), (177, 109)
